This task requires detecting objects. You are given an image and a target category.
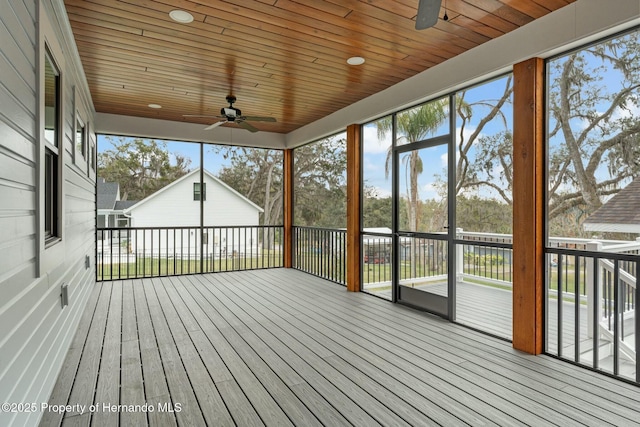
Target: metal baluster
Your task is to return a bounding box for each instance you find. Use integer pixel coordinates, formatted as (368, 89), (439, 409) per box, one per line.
(558, 253), (563, 358)
(635, 259), (639, 383)
(575, 255), (580, 362)
(607, 272), (612, 330)
(262, 227), (266, 268)
(108, 229), (113, 281)
(613, 259), (620, 376)
(143, 228), (147, 278)
(592, 254), (599, 369)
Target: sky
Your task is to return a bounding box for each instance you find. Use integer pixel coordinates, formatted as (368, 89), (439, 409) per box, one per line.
(362, 74), (513, 202)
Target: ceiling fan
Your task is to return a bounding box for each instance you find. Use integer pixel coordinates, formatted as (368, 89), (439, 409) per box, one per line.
(184, 95), (276, 133)
(415, 0), (442, 30)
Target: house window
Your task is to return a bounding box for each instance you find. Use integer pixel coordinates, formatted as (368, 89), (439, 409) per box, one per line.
(91, 143), (96, 170)
(194, 182), (206, 201)
(44, 49), (61, 243)
(75, 115), (86, 162)
(116, 214), (130, 228)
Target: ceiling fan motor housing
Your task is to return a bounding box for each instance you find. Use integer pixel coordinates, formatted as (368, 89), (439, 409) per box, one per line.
(221, 106), (241, 120)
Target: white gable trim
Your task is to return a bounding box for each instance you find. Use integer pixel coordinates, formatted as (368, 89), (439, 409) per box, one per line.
(583, 222), (640, 234)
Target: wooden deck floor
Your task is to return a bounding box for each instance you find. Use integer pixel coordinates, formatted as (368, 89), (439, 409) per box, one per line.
(41, 269), (640, 426)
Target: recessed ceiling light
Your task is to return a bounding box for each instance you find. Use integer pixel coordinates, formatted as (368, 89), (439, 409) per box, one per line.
(347, 56), (365, 65)
(169, 10), (194, 24)
(148, 104), (162, 109)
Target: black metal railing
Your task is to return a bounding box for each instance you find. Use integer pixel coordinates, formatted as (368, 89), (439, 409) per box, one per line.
(398, 236), (448, 281)
(361, 233), (450, 297)
(293, 226), (346, 285)
(545, 246), (638, 384)
(97, 225), (283, 281)
(457, 231), (513, 286)
(362, 233), (393, 286)
(459, 242), (513, 284)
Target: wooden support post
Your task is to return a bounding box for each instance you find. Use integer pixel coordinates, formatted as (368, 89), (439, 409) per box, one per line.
(283, 149), (293, 268)
(512, 57), (545, 354)
(346, 124), (362, 292)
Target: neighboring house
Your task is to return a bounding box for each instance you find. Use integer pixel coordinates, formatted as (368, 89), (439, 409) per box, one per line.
(107, 168), (264, 258)
(363, 228), (393, 264)
(583, 178), (640, 234)
(97, 178), (137, 229)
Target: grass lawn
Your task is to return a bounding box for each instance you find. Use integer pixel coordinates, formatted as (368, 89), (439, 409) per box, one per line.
(98, 253), (283, 280)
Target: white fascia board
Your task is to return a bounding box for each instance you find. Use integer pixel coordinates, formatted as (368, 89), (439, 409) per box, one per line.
(95, 113), (287, 149)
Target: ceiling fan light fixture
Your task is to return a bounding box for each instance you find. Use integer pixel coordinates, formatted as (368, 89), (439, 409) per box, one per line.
(148, 103), (162, 109)
(169, 10), (194, 23)
(347, 56), (365, 66)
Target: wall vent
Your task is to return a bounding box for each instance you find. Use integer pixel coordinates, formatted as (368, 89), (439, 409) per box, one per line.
(85, 255), (90, 269)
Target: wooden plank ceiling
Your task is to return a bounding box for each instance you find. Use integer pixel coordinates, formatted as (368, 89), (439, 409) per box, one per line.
(65, 0), (575, 134)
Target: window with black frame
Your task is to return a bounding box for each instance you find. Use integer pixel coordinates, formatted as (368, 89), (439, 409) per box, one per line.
(44, 49), (61, 244)
(193, 182), (206, 201)
(545, 28), (640, 383)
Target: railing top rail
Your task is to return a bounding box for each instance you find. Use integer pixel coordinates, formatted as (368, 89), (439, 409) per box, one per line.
(456, 239), (512, 249)
(459, 231), (513, 239)
(458, 231), (636, 248)
(293, 225), (346, 232)
(546, 246), (640, 262)
(98, 225), (283, 231)
(598, 240), (640, 253)
(548, 236), (633, 246)
(361, 231), (393, 238)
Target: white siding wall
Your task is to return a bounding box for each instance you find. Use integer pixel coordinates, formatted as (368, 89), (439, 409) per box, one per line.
(0, 1), (96, 426)
(130, 173), (260, 227)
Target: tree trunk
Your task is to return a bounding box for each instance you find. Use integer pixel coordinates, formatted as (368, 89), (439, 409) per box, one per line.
(262, 161), (276, 249)
(409, 151), (419, 278)
(558, 56), (602, 210)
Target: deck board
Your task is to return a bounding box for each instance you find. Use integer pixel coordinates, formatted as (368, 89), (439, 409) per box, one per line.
(42, 269), (640, 427)
(62, 280), (112, 420)
(246, 279), (522, 425)
(246, 271), (545, 426)
(40, 281), (104, 427)
(177, 276), (297, 426)
(142, 278), (207, 427)
(293, 273), (640, 423)
(92, 280), (122, 426)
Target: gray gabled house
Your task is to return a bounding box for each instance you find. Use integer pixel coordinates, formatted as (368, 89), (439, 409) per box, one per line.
(96, 178), (137, 229)
(584, 177), (640, 234)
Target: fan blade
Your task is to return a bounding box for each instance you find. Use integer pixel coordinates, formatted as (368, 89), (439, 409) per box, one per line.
(243, 116), (277, 122)
(204, 121), (226, 130)
(415, 0), (441, 30)
(237, 121), (259, 133)
(183, 114), (226, 119)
